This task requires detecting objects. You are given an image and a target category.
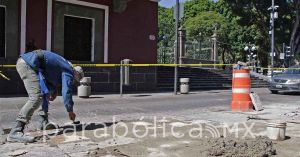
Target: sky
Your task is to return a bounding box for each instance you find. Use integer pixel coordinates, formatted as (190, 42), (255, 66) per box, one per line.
(159, 0), (186, 8)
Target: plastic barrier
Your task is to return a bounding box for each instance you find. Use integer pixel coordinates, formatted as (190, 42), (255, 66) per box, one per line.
(231, 69), (253, 111)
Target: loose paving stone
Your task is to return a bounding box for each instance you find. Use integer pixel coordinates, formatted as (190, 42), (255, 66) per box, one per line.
(0, 127), (10, 145)
(0, 127), (4, 135)
(6, 149), (28, 156)
(57, 141), (99, 155)
(98, 137), (138, 148)
(63, 135), (90, 143)
(0, 134), (7, 145)
(20, 147), (65, 157)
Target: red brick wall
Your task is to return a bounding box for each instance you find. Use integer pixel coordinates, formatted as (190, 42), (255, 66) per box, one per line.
(26, 0), (158, 63)
(75, 0), (158, 63)
(107, 0), (158, 64)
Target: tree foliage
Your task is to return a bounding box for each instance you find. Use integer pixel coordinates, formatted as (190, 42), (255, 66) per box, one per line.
(158, 0), (296, 66)
(158, 6), (175, 47)
(290, 0), (300, 58)
(185, 12), (227, 37)
(224, 0), (295, 66)
(183, 0), (263, 64)
(158, 6), (175, 63)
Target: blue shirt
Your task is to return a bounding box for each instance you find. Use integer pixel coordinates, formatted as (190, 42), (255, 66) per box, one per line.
(21, 50), (74, 112)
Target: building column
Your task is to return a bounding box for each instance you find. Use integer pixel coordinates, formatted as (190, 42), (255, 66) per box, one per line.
(20, 0), (27, 54)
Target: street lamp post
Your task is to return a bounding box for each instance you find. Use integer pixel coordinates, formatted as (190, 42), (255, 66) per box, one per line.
(268, 0), (279, 78)
(244, 42), (257, 71)
(198, 32), (202, 58)
(174, 0), (180, 95)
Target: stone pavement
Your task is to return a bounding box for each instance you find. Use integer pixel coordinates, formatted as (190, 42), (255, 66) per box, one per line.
(0, 88), (300, 156)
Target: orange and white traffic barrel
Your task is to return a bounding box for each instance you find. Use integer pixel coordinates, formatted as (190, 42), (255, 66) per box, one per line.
(231, 69), (253, 111)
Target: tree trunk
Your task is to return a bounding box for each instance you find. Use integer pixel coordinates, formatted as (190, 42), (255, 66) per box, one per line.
(290, 0), (300, 58)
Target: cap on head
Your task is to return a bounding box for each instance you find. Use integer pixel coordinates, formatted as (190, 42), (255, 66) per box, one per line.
(73, 66), (84, 82)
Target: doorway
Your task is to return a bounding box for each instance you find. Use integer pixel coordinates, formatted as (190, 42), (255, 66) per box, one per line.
(0, 7), (5, 58)
(64, 15), (94, 61)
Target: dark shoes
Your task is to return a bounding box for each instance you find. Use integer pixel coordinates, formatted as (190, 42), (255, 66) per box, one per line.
(7, 114), (59, 143)
(37, 115), (59, 130)
(7, 121), (35, 143)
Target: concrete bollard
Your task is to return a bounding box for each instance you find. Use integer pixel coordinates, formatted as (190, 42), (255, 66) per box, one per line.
(121, 59), (133, 86)
(78, 77), (91, 98)
(180, 78), (190, 94)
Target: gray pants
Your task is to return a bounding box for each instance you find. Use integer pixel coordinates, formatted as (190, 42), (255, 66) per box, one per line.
(16, 58), (42, 123)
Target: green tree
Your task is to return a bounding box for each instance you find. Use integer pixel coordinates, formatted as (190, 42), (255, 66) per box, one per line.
(184, 0), (262, 65)
(157, 6), (175, 63)
(158, 0), (294, 66)
(290, 0), (300, 58)
(215, 0), (265, 64)
(184, 12), (226, 38)
(184, 0), (217, 19)
(224, 0), (294, 66)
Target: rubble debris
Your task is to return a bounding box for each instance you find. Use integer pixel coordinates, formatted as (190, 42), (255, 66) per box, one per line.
(88, 147), (130, 157)
(281, 111), (299, 120)
(250, 92), (264, 111)
(63, 135), (90, 143)
(0, 135), (7, 145)
(203, 136), (276, 157)
(47, 140), (58, 147)
(0, 127), (11, 135)
(7, 149), (28, 156)
(247, 115), (300, 124)
(0, 128), (6, 145)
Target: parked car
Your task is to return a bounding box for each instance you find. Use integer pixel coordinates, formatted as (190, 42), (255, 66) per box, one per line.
(268, 66), (300, 94)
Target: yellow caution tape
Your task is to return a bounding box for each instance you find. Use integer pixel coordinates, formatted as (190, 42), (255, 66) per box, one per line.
(72, 63), (235, 67)
(1, 65), (16, 68)
(1, 63), (300, 70)
(0, 71), (10, 80)
(1, 63), (233, 68)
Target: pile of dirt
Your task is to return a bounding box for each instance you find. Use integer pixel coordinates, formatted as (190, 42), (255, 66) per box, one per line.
(203, 137), (276, 157)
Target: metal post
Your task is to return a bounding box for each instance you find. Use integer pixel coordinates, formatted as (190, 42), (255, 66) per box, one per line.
(193, 40), (197, 59)
(120, 60), (123, 97)
(248, 48), (251, 63)
(283, 43), (285, 67)
(248, 42), (252, 69)
(271, 0), (275, 78)
(213, 38), (217, 69)
(199, 33), (202, 58)
(174, 0), (179, 95)
(163, 46), (166, 64)
(179, 28), (186, 64)
(212, 32), (217, 69)
(211, 26), (218, 69)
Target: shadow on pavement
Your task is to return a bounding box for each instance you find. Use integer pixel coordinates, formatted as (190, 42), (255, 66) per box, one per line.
(52, 122), (117, 136)
(279, 92), (300, 96)
(131, 94), (152, 97)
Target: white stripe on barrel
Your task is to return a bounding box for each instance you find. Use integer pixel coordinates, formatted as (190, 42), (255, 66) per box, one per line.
(232, 88), (250, 94)
(233, 73), (250, 78)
